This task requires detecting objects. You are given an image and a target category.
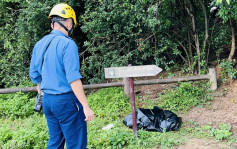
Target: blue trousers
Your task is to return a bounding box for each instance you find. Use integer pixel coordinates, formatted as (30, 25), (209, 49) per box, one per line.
(43, 92), (87, 149)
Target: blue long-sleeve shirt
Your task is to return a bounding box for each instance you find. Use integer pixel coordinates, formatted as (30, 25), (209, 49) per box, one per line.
(29, 30), (82, 94)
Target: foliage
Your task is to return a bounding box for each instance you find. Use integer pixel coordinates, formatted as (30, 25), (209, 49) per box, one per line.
(0, 115), (48, 149)
(87, 120), (135, 148)
(186, 121), (232, 142)
(0, 92), (36, 119)
(79, 0), (237, 83)
(88, 119), (184, 148)
(0, 86), (235, 148)
(0, 0), (50, 87)
(0, 0), (82, 87)
(1, 0), (237, 86)
(159, 82), (212, 111)
(87, 87), (130, 120)
(215, 0), (237, 22)
(80, 0), (185, 84)
(0, 87), (184, 149)
(203, 123), (232, 141)
(219, 60), (237, 80)
(216, 0), (230, 5)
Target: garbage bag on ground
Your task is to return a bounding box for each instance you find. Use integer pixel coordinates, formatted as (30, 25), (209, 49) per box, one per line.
(123, 106), (182, 132)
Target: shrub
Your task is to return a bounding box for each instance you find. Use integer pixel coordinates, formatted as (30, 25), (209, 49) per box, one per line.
(159, 82), (212, 111)
(0, 92), (36, 119)
(0, 115), (48, 149)
(87, 87), (130, 120)
(219, 60), (237, 80)
(204, 123), (232, 141)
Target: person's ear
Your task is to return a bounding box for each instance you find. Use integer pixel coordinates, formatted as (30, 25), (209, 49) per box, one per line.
(67, 19), (73, 28)
(51, 23), (54, 29)
(63, 20), (68, 29)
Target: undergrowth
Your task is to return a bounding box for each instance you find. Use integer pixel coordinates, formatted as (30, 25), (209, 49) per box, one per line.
(184, 121), (233, 142)
(0, 115), (48, 149)
(219, 60), (237, 80)
(0, 92), (37, 120)
(159, 82), (212, 111)
(87, 87), (131, 120)
(0, 83), (233, 149)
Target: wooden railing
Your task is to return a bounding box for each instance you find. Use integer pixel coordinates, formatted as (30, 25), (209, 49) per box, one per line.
(0, 68), (217, 94)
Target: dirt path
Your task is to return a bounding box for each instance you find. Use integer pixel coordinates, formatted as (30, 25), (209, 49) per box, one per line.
(180, 81), (237, 134)
(175, 81), (237, 149)
(135, 73), (237, 148)
(176, 138), (233, 149)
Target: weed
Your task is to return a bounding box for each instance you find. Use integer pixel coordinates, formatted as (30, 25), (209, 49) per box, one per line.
(87, 87), (130, 120)
(0, 86), (231, 149)
(0, 115), (48, 148)
(219, 60), (237, 80)
(158, 82), (212, 112)
(204, 123), (232, 141)
(0, 92), (36, 119)
(183, 121), (233, 142)
(136, 95), (159, 109)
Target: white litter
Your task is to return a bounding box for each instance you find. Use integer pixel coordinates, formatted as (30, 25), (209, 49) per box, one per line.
(102, 124), (114, 130)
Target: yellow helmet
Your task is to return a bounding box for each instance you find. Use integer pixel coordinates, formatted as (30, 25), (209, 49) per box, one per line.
(48, 3), (77, 26)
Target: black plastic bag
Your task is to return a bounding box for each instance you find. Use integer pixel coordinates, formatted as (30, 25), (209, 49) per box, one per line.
(123, 106), (182, 132)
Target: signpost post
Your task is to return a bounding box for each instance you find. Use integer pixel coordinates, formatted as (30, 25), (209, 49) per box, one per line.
(104, 65), (162, 137)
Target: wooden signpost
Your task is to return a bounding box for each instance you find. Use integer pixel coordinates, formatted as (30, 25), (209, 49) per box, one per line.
(104, 65), (162, 137)
(105, 65), (162, 78)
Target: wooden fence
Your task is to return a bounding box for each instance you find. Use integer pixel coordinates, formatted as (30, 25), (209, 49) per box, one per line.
(0, 68), (217, 94)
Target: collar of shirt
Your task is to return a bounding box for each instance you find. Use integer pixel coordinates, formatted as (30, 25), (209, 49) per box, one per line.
(50, 30), (72, 40)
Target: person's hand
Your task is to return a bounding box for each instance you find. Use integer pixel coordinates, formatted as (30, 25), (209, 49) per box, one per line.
(83, 106), (94, 122)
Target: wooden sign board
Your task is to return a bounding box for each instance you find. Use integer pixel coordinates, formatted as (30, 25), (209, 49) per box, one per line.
(104, 65), (162, 78)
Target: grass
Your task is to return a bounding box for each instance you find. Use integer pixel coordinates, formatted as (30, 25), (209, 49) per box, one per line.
(0, 82), (236, 148)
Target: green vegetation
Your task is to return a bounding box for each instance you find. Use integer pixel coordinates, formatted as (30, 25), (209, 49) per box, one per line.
(204, 123), (232, 141)
(87, 88), (130, 120)
(219, 60), (237, 80)
(159, 82), (212, 111)
(184, 121), (233, 142)
(0, 92), (36, 120)
(0, 83), (235, 148)
(1, 0), (237, 86)
(1, 0), (237, 148)
(0, 116), (48, 149)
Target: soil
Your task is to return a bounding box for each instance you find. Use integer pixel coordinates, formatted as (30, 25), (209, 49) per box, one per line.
(133, 67), (237, 149)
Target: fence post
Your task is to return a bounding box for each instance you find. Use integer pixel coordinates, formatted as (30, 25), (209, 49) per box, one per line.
(123, 77), (130, 96)
(209, 68), (217, 91)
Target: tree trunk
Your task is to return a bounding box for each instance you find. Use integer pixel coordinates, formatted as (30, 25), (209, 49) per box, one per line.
(184, 0), (201, 73)
(186, 16), (193, 68)
(228, 18), (236, 62)
(199, 0), (209, 56)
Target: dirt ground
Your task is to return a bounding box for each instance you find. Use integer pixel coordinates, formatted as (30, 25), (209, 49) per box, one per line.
(133, 68), (237, 149)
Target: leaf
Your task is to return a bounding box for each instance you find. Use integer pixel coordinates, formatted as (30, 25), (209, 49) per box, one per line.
(216, 0), (230, 5)
(216, 0), (222, 4)
(226, 0), (230, 5)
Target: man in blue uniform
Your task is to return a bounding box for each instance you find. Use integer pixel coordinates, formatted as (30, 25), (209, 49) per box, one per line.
(29, 3), (94, 149)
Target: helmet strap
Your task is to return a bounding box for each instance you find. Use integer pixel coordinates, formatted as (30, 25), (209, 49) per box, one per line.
(53, 20), (73, 36)
(68, 26), (74, 36)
